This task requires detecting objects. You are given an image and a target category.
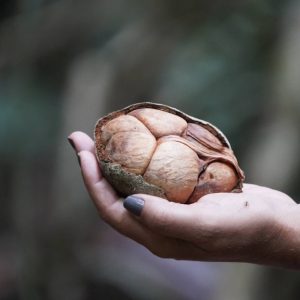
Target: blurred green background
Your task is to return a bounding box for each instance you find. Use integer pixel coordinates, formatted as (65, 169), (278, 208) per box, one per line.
(1, 0), (300, 299)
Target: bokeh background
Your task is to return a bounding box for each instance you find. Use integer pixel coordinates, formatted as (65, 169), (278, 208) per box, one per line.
(1, 0), (300, 299)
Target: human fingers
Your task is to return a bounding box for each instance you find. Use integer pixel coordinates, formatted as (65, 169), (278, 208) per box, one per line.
(78, 150), (149, 243)
(68, 131), (95, 153)
(68, 133), (159, 245)
(122, 191), (267, 251)
(78, 150), (201, 259)
(123, 194), (201, 240)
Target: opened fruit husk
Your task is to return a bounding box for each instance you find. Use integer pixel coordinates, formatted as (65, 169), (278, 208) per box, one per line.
(94, 102), (245, 203)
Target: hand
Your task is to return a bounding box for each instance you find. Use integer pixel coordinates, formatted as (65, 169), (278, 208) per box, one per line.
(68, 131), (300, 269)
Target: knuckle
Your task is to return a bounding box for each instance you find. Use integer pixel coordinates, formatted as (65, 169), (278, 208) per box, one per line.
(98, 202), (118, 225)
(149, 208), (172, 233)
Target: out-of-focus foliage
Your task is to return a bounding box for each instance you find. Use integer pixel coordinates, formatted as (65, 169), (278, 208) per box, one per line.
(1, 0), (300, 299)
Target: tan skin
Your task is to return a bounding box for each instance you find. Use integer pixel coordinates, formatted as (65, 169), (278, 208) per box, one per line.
(69, 131), (300, 269)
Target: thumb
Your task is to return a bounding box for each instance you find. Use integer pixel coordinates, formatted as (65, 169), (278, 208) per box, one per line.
(123, 194), (196, 239)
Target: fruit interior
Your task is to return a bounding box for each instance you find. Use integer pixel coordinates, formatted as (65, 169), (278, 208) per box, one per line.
(96, 107), (244, 203)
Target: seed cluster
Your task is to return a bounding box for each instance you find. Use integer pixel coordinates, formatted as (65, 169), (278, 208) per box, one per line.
(95, 104), (244, 203)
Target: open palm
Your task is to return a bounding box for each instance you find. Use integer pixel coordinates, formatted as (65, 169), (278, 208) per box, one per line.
(69, 131), (299, 269)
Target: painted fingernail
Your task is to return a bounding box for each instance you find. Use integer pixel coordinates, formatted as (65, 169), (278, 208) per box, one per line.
(123, 196), (144, 216)
(68, 137), (76, 150)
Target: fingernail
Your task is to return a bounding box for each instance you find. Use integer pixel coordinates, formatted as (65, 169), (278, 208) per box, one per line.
(68, 137), (76, 151)
(123, 196), (144, 216)
(77, 153), (81, 167)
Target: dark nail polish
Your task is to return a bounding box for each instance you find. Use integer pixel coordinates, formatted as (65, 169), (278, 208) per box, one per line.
(123, 196), (144, 216)
(68, 137), (76, 151)
(77, 154), (81, 167)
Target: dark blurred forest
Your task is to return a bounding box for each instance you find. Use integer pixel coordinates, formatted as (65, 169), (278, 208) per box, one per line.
(1, 0), (300, 299)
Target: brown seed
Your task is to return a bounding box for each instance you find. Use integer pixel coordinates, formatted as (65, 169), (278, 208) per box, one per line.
(144, 140), (200, 203)
(129, 108), (187, 138)
(188, 162), (239, 203)
(105, 131), (156, 175)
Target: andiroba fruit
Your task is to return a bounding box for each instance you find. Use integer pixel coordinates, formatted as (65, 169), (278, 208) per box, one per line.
(94, 102), (245, 203)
